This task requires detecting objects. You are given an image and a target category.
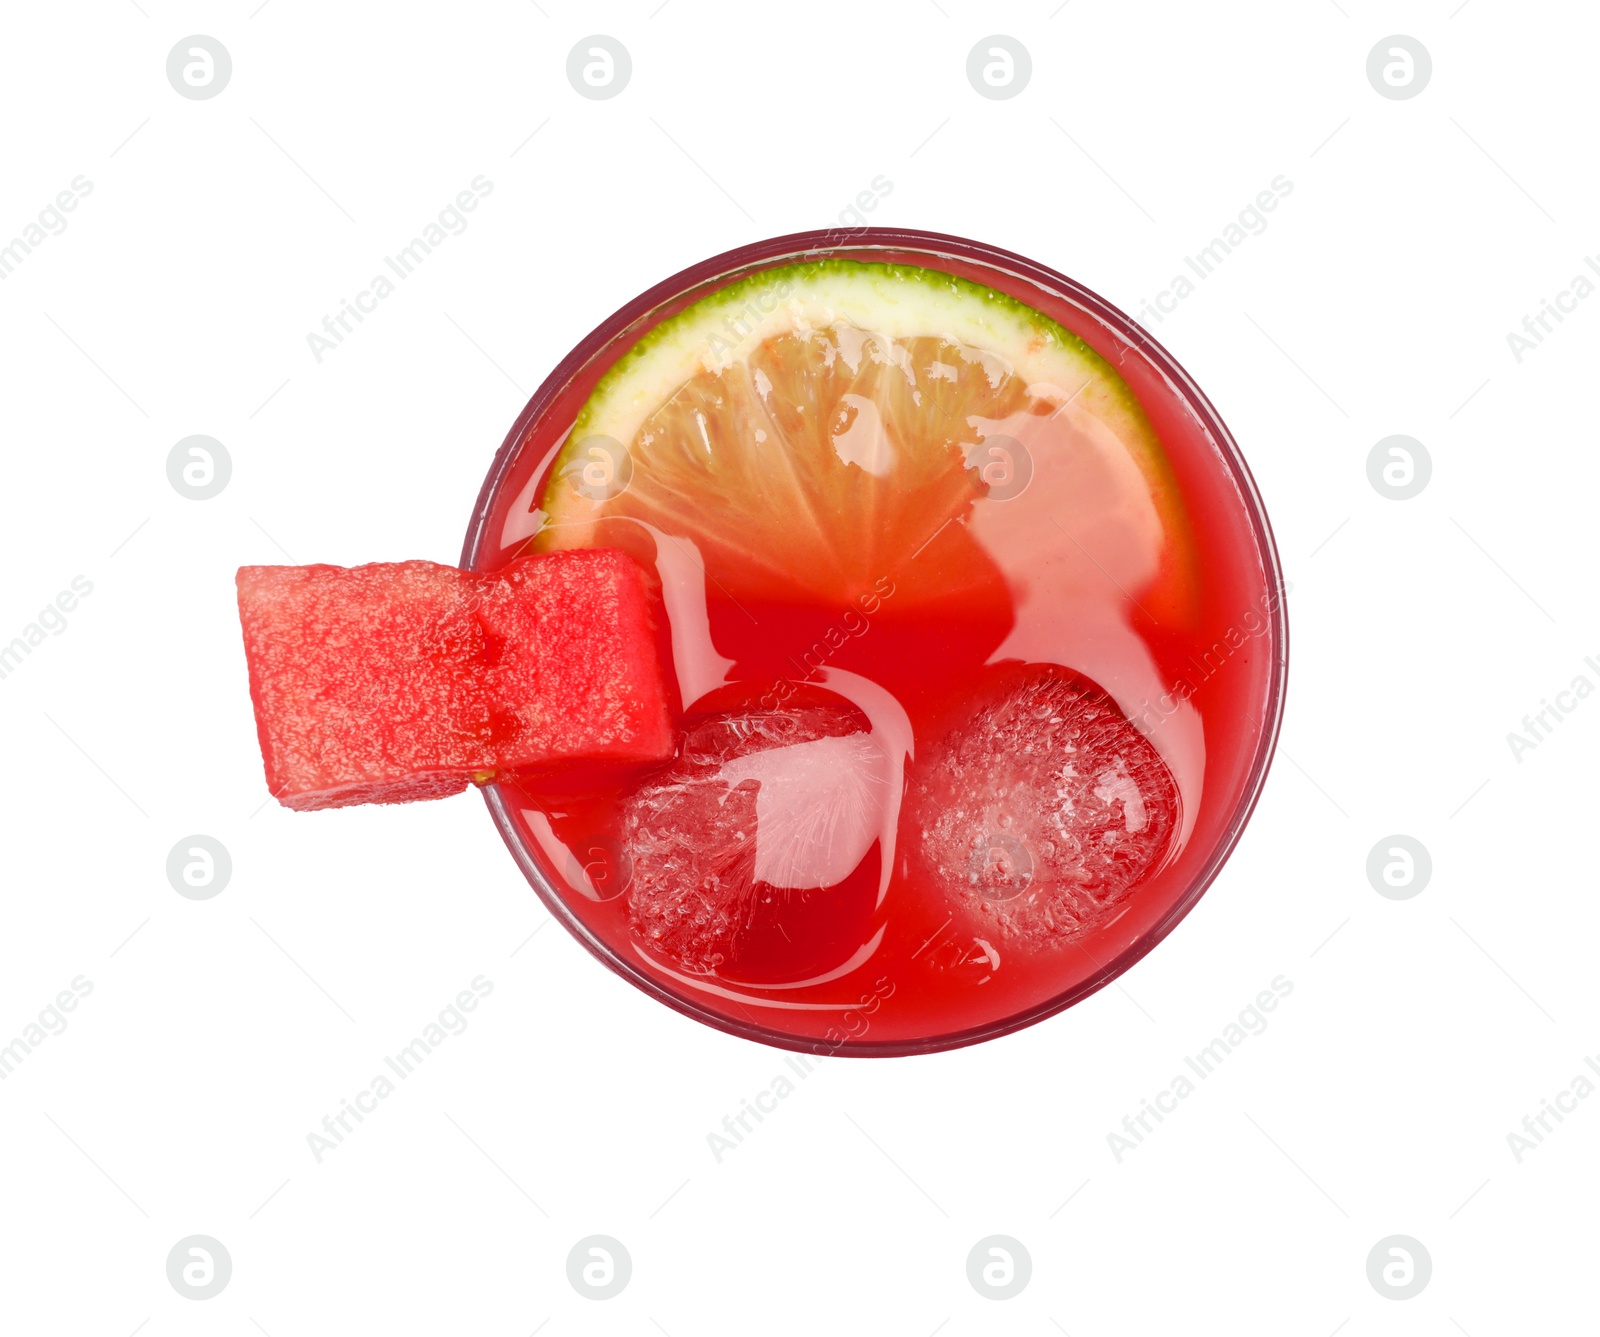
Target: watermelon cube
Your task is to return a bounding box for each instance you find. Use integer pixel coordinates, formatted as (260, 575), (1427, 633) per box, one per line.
(236, 551), (674, 811)
(480, 548), (675, 774)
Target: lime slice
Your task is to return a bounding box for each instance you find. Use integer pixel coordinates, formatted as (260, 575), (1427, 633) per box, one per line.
(537, 259), (1193, 614)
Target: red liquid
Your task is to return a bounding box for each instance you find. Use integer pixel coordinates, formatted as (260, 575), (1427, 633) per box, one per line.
(467, 237), (1283, 1054)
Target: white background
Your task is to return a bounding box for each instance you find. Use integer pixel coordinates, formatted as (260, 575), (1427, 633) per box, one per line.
(1, 1), (1595, 1332)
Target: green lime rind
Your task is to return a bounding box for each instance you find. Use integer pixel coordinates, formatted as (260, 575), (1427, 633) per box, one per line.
(587, 259), (1140, 432)
(544, 258), (1191, 585)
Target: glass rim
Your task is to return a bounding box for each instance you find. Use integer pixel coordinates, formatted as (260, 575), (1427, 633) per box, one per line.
(461, 225), (1289, 1058)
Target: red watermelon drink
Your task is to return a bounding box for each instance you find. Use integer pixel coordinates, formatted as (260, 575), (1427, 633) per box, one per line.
(459, 230), (1286, 1055)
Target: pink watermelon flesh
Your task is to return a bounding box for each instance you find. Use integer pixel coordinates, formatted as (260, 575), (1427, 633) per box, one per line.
(480, 550), (675, 773)
(236, 551), (673, 811)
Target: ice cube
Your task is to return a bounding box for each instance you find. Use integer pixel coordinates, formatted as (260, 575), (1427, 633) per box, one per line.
(624, 703), (893, 975)
(717, 732), (887, 889)
(906, 669), (1178, 947)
